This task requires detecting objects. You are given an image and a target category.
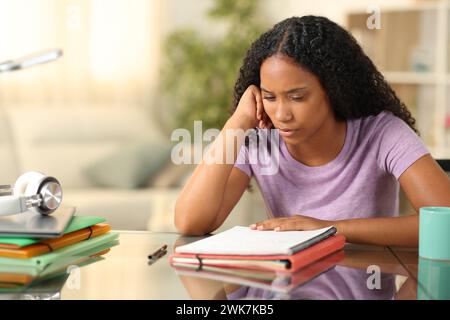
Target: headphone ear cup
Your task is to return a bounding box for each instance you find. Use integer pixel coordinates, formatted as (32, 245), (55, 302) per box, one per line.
(25, 172), (50, 214)
(13, 171), (46, 196)
(13, 171), (47, 214)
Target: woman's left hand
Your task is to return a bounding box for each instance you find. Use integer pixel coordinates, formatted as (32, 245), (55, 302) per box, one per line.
(250, 215), (334, 232)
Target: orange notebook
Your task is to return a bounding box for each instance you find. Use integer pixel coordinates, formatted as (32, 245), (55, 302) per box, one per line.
(170, 234), (345, 273)
(0, 223), (111, 259)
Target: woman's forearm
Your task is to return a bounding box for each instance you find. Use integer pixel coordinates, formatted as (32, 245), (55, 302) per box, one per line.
(335, 214), (419, 247)
(174, 116), (251, 235)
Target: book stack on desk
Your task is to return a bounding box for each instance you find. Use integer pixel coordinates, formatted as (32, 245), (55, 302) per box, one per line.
(174, 250), (345, 294)
(170, 226), (345, 293)
(0, 216), (119, 291)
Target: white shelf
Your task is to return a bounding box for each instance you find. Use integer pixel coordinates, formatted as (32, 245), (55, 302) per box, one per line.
(383, 71), (438, 85)
(348, 0), (450, 154)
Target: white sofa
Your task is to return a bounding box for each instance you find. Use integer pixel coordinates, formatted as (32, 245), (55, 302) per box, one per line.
(0, 106), (267, 231)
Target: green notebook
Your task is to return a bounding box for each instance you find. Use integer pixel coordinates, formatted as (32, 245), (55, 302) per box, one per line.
(0, 216), (106, 248)
(0, 237), (119, 277)
(0, 240), (119, 293)
(0, 232), (119, 271)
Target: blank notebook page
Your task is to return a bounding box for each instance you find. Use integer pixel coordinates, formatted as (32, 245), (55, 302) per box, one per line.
(175, 226), (335, 256)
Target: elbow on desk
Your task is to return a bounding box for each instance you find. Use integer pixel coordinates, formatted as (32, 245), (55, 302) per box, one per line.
(174, 203), (215, 237)
(174, 218), (212, 237)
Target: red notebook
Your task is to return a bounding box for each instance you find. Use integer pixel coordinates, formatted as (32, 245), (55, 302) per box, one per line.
(170, 234), (345, 273)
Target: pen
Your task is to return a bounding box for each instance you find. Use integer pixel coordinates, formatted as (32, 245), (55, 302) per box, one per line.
(148, 244), (168, 260)
(150, 249), (167, 260)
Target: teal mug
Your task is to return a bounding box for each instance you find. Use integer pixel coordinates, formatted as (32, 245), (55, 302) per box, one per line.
(419, 207), (450, 261)
(417, 257), (450, 300)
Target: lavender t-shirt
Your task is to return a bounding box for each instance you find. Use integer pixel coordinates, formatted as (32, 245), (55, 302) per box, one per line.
(234, 111), (429, 220)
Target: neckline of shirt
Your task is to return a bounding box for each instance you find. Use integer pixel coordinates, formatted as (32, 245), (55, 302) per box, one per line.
(280, 118), (353, 173)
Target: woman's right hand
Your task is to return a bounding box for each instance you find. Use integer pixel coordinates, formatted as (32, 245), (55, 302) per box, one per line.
(231, 85), (273, 130)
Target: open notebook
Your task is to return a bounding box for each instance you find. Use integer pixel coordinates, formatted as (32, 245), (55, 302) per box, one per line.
(171, 226), (345, 273)
(175, 226), (337, 256)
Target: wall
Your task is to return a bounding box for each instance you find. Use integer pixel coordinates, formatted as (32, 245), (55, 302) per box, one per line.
(159, 0), (416, 36)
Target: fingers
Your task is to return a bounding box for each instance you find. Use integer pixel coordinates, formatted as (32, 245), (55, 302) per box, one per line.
(260, 112), (267, 129)
(272, 223), (302, 232)
(263, 113), (273, 129)
(258, 107), (273, 129)
(254, 88), (263, 123)
(250, 216), (331, 232)
(259, 120), (265, 129)
(250, 218), (291, 231)
(252, 86), (273, 130)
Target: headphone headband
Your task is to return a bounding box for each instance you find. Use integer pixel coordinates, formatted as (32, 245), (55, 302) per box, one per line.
(0, 195), (28, 216)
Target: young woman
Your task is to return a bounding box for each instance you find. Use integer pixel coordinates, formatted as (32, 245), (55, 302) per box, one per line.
(174, 16), (450, 246)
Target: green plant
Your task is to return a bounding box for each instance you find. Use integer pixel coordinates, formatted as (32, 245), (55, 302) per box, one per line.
(161, 0), (267, 132)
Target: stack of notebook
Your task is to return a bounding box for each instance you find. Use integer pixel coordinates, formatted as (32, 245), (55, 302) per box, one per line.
(173, 250), (345, 294)
(0, 214), (119, 291)
(170, 226), (345, 293)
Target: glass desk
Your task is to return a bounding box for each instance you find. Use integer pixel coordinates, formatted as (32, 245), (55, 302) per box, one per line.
(1, 231), (447, 300)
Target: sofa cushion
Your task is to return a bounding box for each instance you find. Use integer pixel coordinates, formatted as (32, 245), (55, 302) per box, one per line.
(62, 188), (159, 230)
(83, 140), (172, 189)
(5, 106), (170, 188)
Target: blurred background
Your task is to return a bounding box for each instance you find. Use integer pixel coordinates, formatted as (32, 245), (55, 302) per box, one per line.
(0, 0), (449, 232)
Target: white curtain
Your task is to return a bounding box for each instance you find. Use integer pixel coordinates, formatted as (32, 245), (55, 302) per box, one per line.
(0, 0), (160, 108)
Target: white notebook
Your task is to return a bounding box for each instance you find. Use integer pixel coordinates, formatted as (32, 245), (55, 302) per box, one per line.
(175, 226), (336, 256)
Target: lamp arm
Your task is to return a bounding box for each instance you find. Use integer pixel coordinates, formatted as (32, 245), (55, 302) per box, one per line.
(0, 49), (62, 73)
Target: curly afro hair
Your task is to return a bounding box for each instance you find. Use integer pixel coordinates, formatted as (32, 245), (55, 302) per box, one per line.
(232, 15), (418, 133)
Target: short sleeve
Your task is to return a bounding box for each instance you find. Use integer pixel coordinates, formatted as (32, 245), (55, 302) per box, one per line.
(234, 144), (253, 178)
(376, 113), (430, 179)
